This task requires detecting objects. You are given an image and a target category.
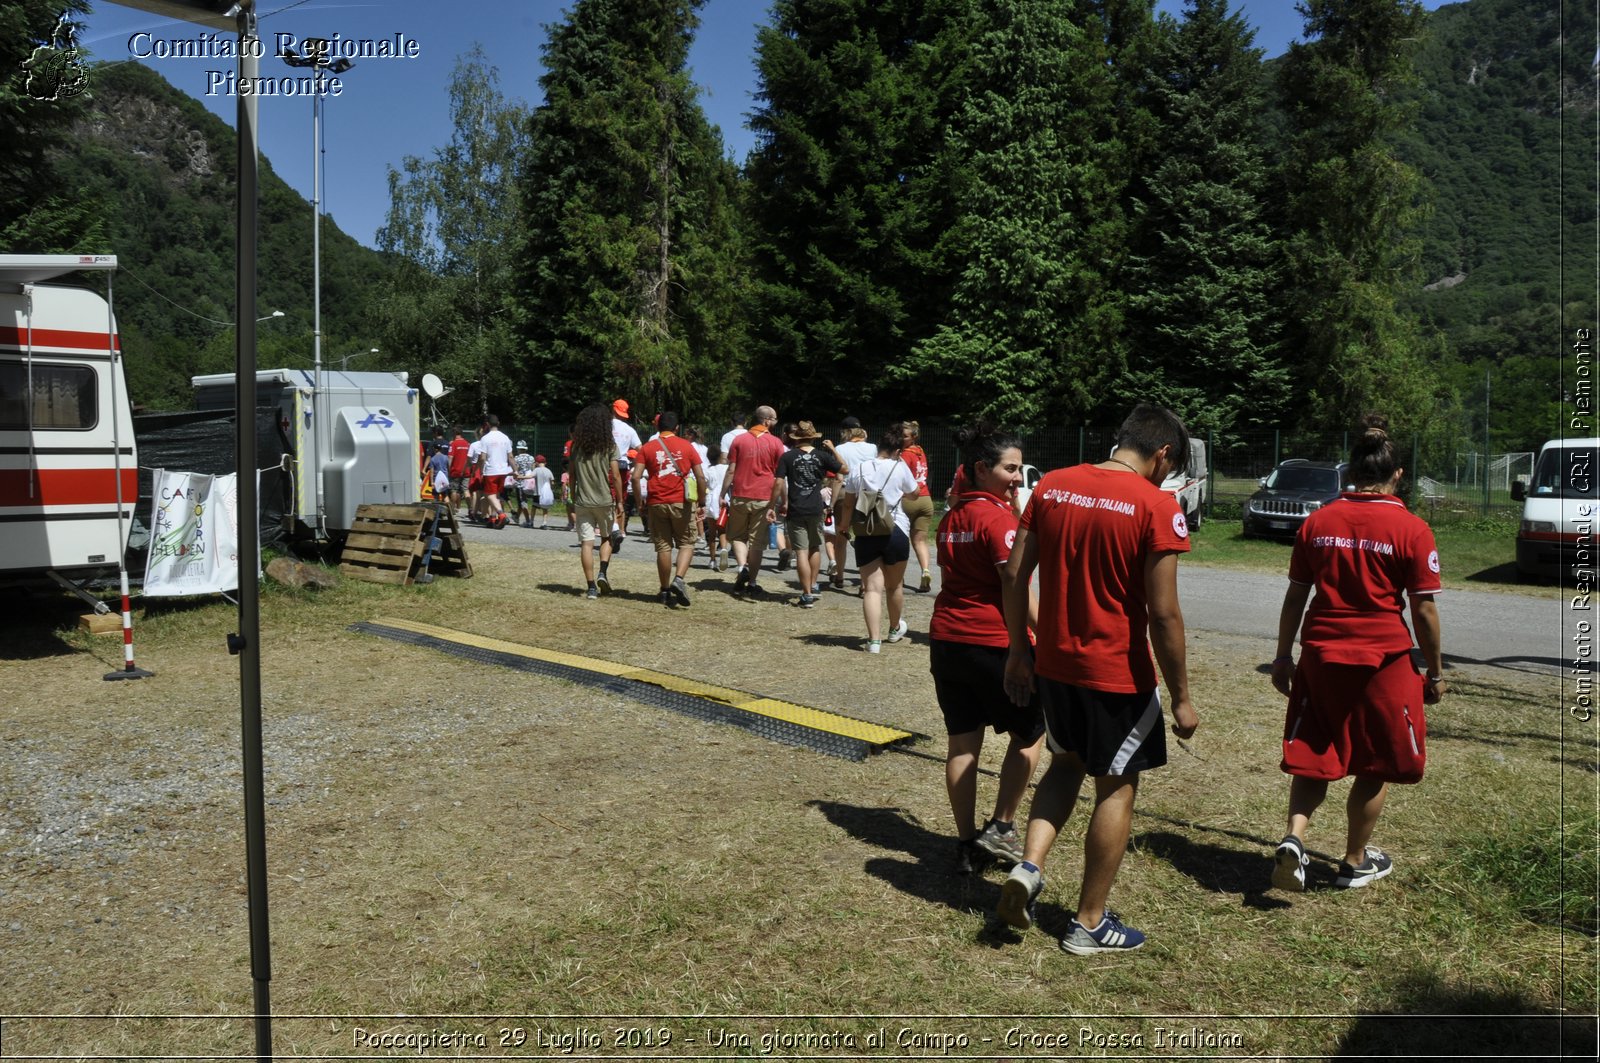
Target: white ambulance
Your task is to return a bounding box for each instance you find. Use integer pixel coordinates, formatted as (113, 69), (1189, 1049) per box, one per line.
(1511, 437), (1600, 581)
(0, 255), (137, 579)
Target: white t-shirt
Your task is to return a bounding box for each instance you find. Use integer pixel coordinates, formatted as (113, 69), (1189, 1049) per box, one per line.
(719, 426), (747, 457)
(479, 429), (514, 476)
(844, 457), (918, 537)
(612, 418), (642, 461)
(834, 440), (878, 478)
(703, 464), (727, 519)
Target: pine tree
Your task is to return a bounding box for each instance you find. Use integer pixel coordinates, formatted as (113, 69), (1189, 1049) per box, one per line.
(1276, 0), (1440, 431)
(745, 0), (964, 415)
(1118, 0), (1287, 438)
(902, 0), (1128, 428)
(377, 47), (529, 421)
(517, 0), (747, 421)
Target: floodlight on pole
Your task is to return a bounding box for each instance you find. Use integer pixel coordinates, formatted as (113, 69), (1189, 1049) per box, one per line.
(279, 39), (355, 537)
(339, 347), (380, 370)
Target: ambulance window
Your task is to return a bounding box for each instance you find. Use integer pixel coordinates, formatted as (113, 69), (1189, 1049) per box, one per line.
(0, 363), (98, 431)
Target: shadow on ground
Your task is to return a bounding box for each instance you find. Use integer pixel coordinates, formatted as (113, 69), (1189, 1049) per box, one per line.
(1336, 973), (1597, 1057)
(807, 800), (1036, 946)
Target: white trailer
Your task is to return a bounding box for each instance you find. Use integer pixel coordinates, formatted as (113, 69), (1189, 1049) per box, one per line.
(0, 255), (137, 578)
(189, 368), (420, 538)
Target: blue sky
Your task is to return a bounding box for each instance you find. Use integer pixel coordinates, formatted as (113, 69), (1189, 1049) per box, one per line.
(79, 0), (1450, 250)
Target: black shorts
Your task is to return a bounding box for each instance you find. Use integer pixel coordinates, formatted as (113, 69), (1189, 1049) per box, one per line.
(853, 527), (910, 567)
(930, 639), (1045, 740)
(1037, 675), (1167, 776)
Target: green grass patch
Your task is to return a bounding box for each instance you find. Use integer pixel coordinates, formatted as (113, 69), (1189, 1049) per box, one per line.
(1440, 807), (1600, 936)
(1184, 514), (1533, 592)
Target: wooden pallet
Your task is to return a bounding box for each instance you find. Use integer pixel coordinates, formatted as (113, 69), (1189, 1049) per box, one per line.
(340, 503), (472, 585)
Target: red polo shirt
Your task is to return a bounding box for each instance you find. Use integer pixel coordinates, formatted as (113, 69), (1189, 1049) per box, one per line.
(1021, 464), (1191, 693)
(1290, 492), (1441, 666)
(930, 491), (1018, 647)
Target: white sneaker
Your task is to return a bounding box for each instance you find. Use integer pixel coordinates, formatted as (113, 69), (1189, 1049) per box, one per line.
(886, 618), (909, 643)
(998, 862), (1044, 930)
(866, 640), (881, 654)
(1272, 835), (1308, 892)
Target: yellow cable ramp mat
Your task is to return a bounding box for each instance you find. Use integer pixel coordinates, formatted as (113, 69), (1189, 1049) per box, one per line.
(353, 617), (918, 761)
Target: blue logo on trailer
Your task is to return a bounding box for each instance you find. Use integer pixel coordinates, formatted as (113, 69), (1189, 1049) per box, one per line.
(356, 413), (395, 429)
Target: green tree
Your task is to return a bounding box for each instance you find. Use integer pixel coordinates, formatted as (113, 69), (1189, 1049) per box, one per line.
(1276, 0), (1443, 432)
(902, 0), (1128, 427)
(0, 0), (102, 250)
(745, 0), (965, 415)
(517, 0), (747, 421)
(378, 47), (529, 423)
(1117, 0), (1287, 438)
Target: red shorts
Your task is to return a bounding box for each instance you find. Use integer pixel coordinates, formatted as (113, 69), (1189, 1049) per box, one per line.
(482, 475), (505, 498)
(1282, 648), (1426, 783)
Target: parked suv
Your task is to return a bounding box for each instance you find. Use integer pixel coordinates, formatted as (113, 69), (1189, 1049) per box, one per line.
(1242, 459), (1349, 539)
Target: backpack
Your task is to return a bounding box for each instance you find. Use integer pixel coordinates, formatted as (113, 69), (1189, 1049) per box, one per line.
(851, 459), (900, 537)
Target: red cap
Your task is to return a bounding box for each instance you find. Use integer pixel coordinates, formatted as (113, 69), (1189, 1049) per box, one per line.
(613, 399), (629, 418)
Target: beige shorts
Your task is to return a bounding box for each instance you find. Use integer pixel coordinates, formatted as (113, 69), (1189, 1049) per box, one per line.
(725, 498), (772, 549)
(786, 514), (825, 552)
(575, 504), (615, 543)
(903, 493), (935, 536)
(648, 501), (698, 551)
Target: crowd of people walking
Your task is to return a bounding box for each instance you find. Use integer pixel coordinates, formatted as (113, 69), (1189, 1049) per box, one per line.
(432, 400), (1446, 958)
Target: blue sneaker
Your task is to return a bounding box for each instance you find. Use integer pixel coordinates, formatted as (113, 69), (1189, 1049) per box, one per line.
(1059, 910), (1145, 955)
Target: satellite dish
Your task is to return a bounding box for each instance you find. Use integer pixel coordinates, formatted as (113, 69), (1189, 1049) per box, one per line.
(421, 373), (449, 399)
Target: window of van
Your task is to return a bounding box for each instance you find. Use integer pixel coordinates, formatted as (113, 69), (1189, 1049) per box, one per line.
(1528, 446), (1595, 498)
(0, 363), (98, 431)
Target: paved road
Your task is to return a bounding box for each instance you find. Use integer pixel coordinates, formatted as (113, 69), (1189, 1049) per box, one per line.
(458, 517), (1566, 677)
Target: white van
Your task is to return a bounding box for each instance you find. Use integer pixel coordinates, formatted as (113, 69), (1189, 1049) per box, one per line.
(1511, 437), (1600, 580)
(1013, 438), (1209, 526)
(0, 255), (137, 579)
(1163, 438), (1209, 529)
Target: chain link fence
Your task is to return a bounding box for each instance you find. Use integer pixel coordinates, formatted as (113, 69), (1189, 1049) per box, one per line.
(497, 420), (1527, 526)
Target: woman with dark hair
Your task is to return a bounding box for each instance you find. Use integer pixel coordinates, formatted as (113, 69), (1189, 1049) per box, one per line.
(1268, 414), (1445, 892)
(838, 427), (919, 653)
(569, 403), (627, 599)
(932, 421), (1044, 873)
(897, 420), (937, 593)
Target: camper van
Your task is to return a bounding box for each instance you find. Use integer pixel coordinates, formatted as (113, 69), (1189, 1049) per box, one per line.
(1511, 437), (1600, 580)
(0, 255), (137, 579)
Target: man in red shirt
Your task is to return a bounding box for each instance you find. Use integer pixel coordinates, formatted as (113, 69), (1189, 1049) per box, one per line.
(997, 404), (1199, 956)
(447, 427), (472, 516)
(633, 411), (707, 608)
(720, 404), (787, 596)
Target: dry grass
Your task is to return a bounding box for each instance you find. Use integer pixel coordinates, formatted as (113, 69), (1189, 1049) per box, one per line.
(0, 539), (1593, 1059)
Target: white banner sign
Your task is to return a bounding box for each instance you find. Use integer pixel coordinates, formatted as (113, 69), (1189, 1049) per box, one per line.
(144, 469), (258, 597)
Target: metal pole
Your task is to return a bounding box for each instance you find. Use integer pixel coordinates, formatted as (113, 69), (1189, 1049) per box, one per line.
(233, 6), (273, 1057)
(311, 70), (325, 537)
(1483, 367), (1491, 516)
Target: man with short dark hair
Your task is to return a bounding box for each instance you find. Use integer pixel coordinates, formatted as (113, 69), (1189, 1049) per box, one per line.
(633, 412), (707, 607)
(478, 415), (514, 528)
(997, 403), (1199, 956)
(447, 427), (471, 516)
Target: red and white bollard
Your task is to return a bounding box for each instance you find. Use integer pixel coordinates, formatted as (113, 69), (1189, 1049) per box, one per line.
(104, 568), (153, 681)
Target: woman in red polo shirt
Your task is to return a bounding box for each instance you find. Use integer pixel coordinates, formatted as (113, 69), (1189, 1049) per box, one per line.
(931, 421), (1044, 874)
(1268, 415), (1445, 892)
